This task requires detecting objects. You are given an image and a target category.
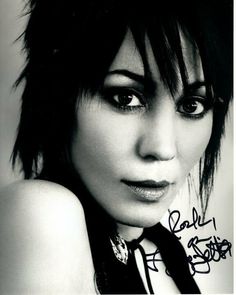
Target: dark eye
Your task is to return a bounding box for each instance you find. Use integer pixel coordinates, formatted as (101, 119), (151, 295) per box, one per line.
(112, 92), (143, 107)
(177, 96), (209, 118)
(101, 87), (146, 112)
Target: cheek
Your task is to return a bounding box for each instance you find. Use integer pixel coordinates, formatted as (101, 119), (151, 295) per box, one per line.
(177, 113), (213, 173)
(71, 102), (139, 177)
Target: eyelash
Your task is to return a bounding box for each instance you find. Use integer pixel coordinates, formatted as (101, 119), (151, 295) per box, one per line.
(177, 96), (213, 119)
(101, 87), (146, 113)
(101, 87), (213, 118)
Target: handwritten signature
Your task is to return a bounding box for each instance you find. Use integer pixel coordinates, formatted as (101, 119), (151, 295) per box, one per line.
(187, 235), (232, 275)
(168, 207), (216, 240)
(169, 207), (232, 275)
(145, 207), (232, 276)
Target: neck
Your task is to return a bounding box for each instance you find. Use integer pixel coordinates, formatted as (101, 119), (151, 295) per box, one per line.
(116, 223), (144, 241)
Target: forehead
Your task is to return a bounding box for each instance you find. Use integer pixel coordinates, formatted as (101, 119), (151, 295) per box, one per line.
(109, 29), (204, 84)
(109, 30), (144, 75)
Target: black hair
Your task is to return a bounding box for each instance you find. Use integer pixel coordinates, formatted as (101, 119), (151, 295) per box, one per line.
(12, 0), (232, 218)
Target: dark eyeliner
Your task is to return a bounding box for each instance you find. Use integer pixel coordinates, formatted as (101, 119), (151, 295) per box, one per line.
(100, 86), (146, 112)
(177, 95), (214, 119)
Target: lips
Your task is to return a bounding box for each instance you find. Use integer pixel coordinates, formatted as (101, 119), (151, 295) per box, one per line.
(122, 180), (171, 202)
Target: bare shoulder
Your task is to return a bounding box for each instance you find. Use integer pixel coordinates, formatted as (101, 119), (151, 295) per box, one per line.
(0, 180), (96, 293)
(0, 179), (82, 208)
(0, 180), (86, 238)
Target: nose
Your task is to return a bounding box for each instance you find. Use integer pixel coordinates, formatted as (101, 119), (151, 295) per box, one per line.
(137, 98), (177, 161)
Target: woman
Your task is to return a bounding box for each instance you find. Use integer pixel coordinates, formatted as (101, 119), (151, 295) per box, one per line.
(0, 0), (232, 293)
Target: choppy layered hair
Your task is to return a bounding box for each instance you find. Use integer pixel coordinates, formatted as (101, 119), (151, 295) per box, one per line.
(12, 0), (232, 217)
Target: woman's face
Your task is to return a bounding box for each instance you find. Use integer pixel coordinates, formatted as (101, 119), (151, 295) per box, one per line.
(71, 30), (213, 229)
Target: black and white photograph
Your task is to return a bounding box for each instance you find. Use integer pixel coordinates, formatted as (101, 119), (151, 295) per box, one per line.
(0, 0), (233, 293)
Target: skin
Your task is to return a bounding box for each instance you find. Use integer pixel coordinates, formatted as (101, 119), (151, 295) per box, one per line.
(0, 180), (96, 293)
(71, 30), (213, 241)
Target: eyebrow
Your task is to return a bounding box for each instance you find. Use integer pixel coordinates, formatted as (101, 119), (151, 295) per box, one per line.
(186, 81), (207, 92)
(105, 69), (156, 95)
(106, 69), (145, 84)
(106, 70), (208, 96)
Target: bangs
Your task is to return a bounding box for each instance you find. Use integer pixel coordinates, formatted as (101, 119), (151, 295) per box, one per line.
(13, 0), (232, 217)
(71, 1), (213, 100)
(130, 20), (192, 98)
(18, 0), (230, 101)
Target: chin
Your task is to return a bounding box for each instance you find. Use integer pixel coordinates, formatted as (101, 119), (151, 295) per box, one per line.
(117, 212), (164, 229)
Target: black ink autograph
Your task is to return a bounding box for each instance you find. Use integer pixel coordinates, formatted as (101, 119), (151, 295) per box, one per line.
(146, 248), (171, 276)
(187, 235), (232, 275)
(168, 207), (216, 240)
(146, 249), (161, 272)
(145, 207), (232, 276)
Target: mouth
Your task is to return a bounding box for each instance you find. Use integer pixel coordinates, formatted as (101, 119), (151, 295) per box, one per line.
(121, 179), (172, 202)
